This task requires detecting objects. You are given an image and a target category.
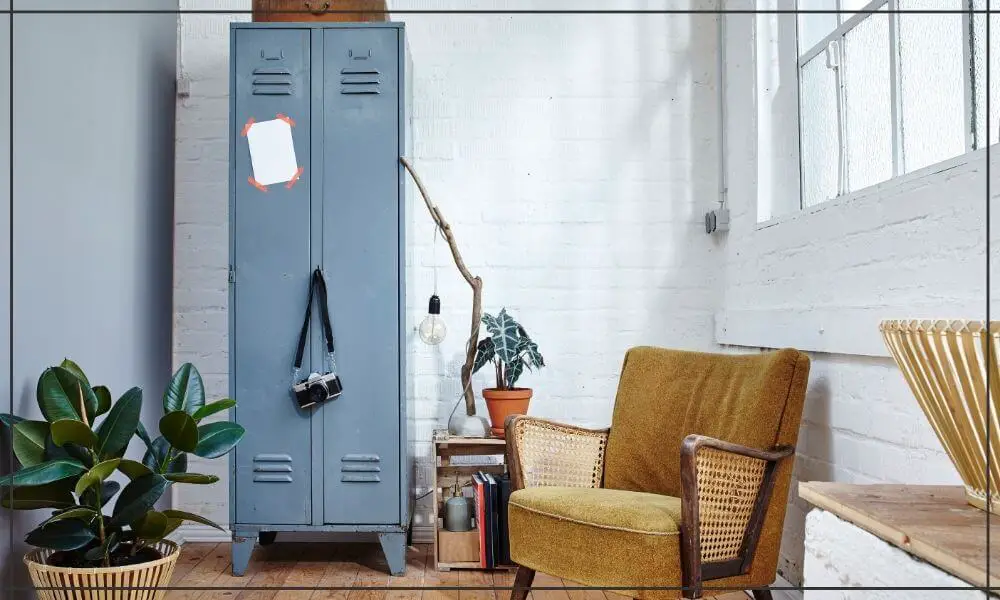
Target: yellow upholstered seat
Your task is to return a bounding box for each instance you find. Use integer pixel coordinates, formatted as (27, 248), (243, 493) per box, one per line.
(504, 346), (811, 600)
(508, 487), (684, 593)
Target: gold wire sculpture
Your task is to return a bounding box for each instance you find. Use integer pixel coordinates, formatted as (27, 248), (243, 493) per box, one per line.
(880, 319), (1000, 514)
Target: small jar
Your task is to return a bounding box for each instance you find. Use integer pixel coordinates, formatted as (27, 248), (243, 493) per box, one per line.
(443, 486), (471, 532)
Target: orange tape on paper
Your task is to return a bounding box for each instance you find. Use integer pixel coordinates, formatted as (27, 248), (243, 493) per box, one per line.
(276, 113), (296, 127)
(241, 117), (256, 137)
(286, 166), (305, 189)
(248, 176), (268, 192)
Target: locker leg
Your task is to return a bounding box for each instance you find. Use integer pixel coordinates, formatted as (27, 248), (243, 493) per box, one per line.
(231, 532), (255, 576)
(378, 532), (407, 576)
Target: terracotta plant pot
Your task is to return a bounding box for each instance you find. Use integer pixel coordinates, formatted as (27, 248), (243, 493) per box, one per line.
(24, 540), (179, 600)
(483, 388), (532, 438)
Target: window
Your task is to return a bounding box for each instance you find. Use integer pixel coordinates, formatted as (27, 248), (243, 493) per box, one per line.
(796, 0), (994, 209)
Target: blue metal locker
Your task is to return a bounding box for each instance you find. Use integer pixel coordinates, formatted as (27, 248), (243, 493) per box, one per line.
(228, 22), (410, 576)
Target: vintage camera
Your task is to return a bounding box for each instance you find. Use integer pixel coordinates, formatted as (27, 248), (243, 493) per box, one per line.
(292, 371), (343, 409)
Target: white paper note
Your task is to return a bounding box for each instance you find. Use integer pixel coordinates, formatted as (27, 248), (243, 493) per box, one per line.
(246, 118), (299, 186)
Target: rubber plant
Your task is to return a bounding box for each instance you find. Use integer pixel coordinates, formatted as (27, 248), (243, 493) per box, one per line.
(0, 359), (244, 568)
(472, 309), (545, 390)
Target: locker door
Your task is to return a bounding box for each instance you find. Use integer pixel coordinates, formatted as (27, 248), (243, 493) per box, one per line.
(232, 28), (313, 525)
(321, 27), (401, 525)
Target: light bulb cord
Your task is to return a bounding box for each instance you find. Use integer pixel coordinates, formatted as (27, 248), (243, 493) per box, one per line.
(432, 225), (439, 295)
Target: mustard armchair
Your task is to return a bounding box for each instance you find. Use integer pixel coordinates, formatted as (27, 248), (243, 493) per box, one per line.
(504, 346), (810, 600)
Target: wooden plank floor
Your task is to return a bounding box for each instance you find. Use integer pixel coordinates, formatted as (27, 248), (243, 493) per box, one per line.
(165, 543), (750, 600)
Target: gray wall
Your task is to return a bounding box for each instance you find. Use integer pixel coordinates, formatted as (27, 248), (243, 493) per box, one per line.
(1, 2), (178, 596)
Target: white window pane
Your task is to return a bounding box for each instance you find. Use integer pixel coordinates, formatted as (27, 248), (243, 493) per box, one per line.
(898, 0), (966, 172)
(843, 10), (893, 191)
(839, 0), (877, 22)
(798, 0), (838, 55)
(800, 54), (840, 207)
(973, 0), (1000, 148)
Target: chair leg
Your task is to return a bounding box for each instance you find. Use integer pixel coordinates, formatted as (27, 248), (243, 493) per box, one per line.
(751, 589), (773, 600)
(510, 566), (535, 600)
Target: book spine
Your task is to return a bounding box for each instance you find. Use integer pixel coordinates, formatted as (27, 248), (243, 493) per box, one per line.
(473, 474), (486, 568)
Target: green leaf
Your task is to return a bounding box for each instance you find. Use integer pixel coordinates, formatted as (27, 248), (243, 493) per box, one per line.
(472, 338), (495, 375)
(163, 363), (205, 416)
(95, 387), (142, 459)
(490, 309), (520, 365)
(0, 459), (86, 487)
(523, 339), (544, 369)
(84, 530), (119, 562)
(36, 367), (83, 422)
(192, 422), (245, 459)
(0, 480), (75, 509)
(162, 509), (225, 531)
(93, 386), (112, 417)
(50, 419), (97, 449)
(0, 413), (24, 428)
(117, 459), (153, 480)
(81, 480), (121, 508)
(142, 437), (187, 474)
(163, 473), (219, 484)
(191, 399), (236, 422)
(39, 506), (98, 528)
(74, 458), (121, 497)
(12, 421), (49, 466)
(136, 420), (153, 450)
(44, 435), (92, 468)
(111, 474), (170, 527)
(481, 312), (499, 334)
(505, 359), (525, 388)
(162, 517), (184, 539)
(25, 519), (96, 551)
(159, 411), (199, 453)
(59, 359), (91, 388)
(131, 510), (170, 541)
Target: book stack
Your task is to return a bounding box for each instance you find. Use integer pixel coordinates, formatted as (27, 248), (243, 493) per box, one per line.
(471, 470), (514, 568)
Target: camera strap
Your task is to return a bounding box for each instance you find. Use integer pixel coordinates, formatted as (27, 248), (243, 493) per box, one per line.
(293, 268), (336, 373)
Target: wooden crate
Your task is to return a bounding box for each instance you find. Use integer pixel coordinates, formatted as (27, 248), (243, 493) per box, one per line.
(432, 432), (514, 571)
(252, 0), (388, 22)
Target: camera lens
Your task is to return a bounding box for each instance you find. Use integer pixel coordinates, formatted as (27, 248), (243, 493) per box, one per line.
(309, 381), (328, 404)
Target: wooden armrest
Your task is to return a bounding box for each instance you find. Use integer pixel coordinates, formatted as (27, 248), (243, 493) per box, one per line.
(679, 434), (795, 598)
(504, 415), (610, 491)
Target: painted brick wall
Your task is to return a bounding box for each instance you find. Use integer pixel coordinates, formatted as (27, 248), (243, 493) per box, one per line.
(803, 510), (986, 599)
(719, 7), (993, 588)
(173, 0), (722, 535)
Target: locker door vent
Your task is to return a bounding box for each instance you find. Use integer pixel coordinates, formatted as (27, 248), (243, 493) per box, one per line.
(340, 68), (380, 95)
(253, 453), (294, 482)
(252, 67), (293, 96)
(341, 453), (381, 482)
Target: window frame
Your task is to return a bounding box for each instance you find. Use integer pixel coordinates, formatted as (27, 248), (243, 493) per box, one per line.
(794, 0), (977, 209)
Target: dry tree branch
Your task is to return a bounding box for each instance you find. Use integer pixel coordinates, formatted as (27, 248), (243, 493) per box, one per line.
(400, 157), (482, 417)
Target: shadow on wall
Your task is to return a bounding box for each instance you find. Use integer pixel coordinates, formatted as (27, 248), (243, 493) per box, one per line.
(1, 7), (178, 598)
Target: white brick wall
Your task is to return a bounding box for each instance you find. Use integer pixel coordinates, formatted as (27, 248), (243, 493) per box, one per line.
(803, 510), (986, 600)
(173, 0), (722, 533)
(719, 6), (989, 587)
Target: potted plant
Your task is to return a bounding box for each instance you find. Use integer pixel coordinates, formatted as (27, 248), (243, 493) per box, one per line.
(472, 309), (545, 437)
(0, 359), (244, 600)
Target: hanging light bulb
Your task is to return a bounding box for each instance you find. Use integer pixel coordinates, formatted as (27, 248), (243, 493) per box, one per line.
(419, 294), (447, 345)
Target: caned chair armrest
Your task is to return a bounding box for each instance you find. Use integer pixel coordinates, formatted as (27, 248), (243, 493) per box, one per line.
(504, 415), (610, 491)
(678, 434), (794, 592)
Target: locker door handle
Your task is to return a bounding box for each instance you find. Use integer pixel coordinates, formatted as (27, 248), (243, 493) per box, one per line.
(303, 1), (330, 15)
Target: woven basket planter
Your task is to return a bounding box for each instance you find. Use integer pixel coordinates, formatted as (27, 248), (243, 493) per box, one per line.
(24, 541), (179, 600)
(880, 319), (1000, 514)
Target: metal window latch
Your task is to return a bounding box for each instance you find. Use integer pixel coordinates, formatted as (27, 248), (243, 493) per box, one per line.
(825, 40), (841, 70)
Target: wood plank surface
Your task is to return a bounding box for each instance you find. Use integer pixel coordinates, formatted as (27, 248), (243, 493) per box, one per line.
(799, 482), (999, 588)
(172, 543), (749, 600)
